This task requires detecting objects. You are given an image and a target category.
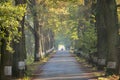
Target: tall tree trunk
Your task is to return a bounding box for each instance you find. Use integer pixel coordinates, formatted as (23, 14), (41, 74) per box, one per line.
(39, 31), (45, 59)
(34, 21), (41, 61)
(12, 0), (26, 78)
(28, 0), (50, 61)
(0, 40), (13, 80)
(105, 0), (119, 75)
(29, 0), (43, 61)
(33, 9), (41, 61)
(12, 19), (26, 77)
(97, 0), (119, 75)
(0, 1), (13, 79)
(96, 0), (108, 70)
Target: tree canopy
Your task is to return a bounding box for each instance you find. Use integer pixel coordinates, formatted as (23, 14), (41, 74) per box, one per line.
(0, 1), (26, 52)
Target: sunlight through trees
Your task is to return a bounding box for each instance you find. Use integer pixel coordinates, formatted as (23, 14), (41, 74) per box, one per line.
(0, 0), (120, 79)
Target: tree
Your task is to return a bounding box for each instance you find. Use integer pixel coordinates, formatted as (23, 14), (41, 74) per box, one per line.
(95, 0), (108, 70)
(116, 0), (120, 74)
(96, 0), (119, 75)
(0, 1), (26, 79)
(105, 0), (119, 75)
(12, 0), (27, 78)
(28, 0), (49, 61)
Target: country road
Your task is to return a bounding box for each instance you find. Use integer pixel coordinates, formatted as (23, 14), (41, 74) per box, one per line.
(32, 50), (98, 80)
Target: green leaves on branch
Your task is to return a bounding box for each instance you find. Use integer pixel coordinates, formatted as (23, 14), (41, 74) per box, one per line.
(83, 26), (97, 53)
(0, 2), (26, 53)
(78, 23), (97, 54)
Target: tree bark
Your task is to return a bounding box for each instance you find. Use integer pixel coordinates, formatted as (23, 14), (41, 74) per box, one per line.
(0, 39), (13, 80)
(96, 0), (119, 75)
(96, 0), (108, 70)
(12, 17), (26, 78)
(33, 9), (41, 61)
(12, 0), (26, 78)
(28, 0), (43, 61)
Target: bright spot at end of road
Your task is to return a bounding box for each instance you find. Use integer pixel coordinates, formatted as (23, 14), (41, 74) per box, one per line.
(58, 44), (66, 50)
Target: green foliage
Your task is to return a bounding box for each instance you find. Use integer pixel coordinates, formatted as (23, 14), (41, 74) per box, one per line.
(0, 2), (26, 53)
(82, 25), (97, 53)
(27, 0), (97, 54)
(45, 1), (83, 47)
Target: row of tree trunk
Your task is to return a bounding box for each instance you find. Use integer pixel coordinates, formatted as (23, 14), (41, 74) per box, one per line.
(95, 0), (120, 75)
(84, 0), (120, 75)
(0, 0), (27, 79)
(28, 0), (55, 61)
(75, 0), (120, 75)
(0, 0), (55, 80)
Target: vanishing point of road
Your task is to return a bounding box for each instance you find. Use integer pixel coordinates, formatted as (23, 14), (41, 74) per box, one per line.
(32, 50), (98, 80)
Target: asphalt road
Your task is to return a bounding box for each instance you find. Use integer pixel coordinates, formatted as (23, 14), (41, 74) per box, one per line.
(32, 50), (96, 80)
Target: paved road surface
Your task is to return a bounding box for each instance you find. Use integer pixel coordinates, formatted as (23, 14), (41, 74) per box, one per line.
(32, 51), (96, 80)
